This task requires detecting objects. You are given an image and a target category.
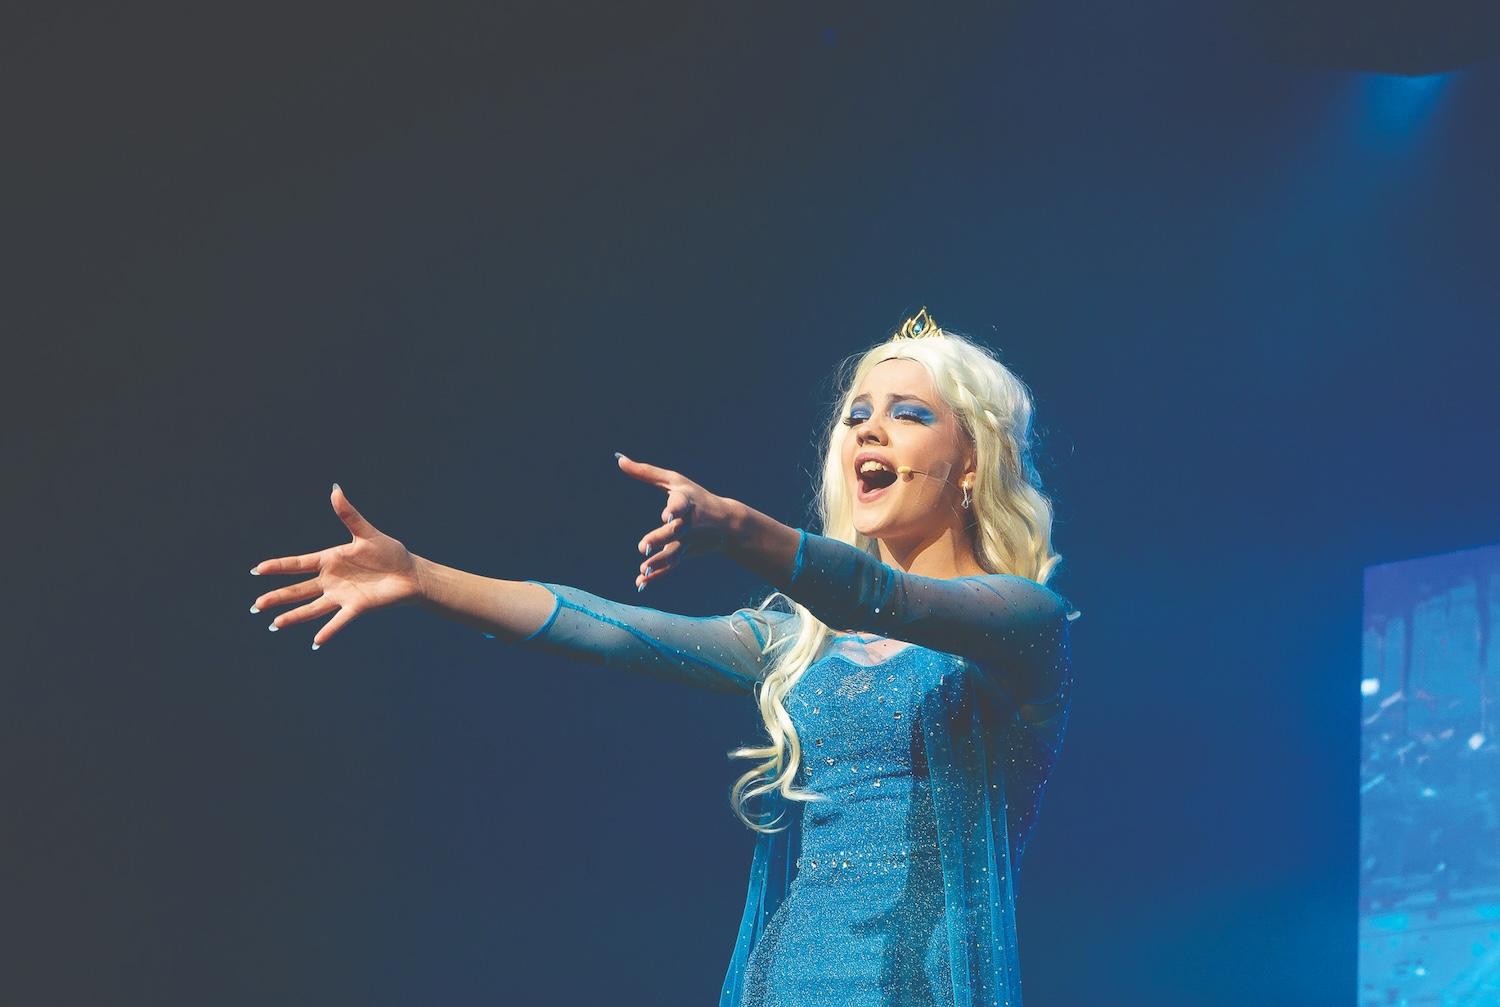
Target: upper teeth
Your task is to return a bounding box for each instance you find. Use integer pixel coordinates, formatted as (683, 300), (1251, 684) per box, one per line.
(859, 460), (892, 474)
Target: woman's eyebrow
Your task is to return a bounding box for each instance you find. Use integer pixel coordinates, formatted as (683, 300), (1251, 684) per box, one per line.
(850, 392), (935, 408)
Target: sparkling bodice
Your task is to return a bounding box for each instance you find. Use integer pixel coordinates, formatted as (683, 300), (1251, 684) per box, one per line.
(739, 639), (959, 1007)
(791, 642), (947, 875)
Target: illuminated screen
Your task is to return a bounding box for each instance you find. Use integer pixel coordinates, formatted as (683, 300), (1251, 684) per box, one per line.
(1360, 545), (1500, 1004)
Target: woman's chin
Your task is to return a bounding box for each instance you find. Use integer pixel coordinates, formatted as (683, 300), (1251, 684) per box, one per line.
(852, 508), (892, 537)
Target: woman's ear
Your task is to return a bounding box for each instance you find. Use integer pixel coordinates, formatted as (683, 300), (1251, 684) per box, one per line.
(961, 447), (978, 487)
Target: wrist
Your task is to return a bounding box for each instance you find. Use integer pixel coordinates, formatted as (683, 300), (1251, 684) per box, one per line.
(411, 554), (440, 606)
(723, 498), (753, 556)
(721, 500), (801, 587)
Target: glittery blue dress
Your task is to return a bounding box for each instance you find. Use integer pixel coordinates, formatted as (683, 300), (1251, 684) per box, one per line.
(512, 529), (1075, 1007)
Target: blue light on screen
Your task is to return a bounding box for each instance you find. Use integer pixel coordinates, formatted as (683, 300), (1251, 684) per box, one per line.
(1359, 544), (1500, 1004)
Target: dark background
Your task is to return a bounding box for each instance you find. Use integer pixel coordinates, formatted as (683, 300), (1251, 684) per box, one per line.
(4, 2), (1498, 1004)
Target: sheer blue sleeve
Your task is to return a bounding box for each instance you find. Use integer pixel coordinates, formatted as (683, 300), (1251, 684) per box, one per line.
(774, 529), (1074, 703)
(508, 581), (795, 695)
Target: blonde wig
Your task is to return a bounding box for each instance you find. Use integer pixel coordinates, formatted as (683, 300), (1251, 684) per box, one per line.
(728, 317), (1066, 833)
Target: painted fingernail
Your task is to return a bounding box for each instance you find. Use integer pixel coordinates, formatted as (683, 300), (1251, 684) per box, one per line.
(614, 451), (626, 461)
(643, 564), (653, 577)
(311, 642), (321, 651)
(268, 623), (279, 632)
(332, 482), (341, 493)
(250, 605), (260, 614)
(636, 582), (645, 593)
(250, 566), (261, 575)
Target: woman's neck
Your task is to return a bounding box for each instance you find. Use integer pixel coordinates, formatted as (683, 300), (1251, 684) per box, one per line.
(875, 527), (985, 578)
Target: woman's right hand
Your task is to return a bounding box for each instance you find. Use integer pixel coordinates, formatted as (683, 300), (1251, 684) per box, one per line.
(249, 484), (427, 649)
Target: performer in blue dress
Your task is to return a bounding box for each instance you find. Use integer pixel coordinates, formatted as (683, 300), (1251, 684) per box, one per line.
(249, 308), (1079, 1006)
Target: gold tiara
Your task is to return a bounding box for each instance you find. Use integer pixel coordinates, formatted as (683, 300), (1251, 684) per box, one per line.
(892, 307), (938, 340)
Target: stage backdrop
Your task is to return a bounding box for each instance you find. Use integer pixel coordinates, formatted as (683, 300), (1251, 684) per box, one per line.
(5, 2), (1499, 1005)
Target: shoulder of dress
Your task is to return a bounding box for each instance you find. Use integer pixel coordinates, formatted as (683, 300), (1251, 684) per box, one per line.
(964, 576), (1077, 631)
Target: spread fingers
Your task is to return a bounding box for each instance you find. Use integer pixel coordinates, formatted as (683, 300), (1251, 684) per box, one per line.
(265, 595), (339, 632)
(251, 577), (322, 614)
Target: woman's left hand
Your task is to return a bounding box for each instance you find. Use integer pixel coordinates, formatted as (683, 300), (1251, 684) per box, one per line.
(615, 452), (741, 591)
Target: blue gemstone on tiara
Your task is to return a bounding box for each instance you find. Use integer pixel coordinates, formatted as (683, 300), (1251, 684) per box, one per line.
(896, 306), (936, 340)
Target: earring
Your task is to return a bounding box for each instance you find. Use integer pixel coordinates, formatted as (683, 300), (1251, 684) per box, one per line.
(961, 483), (971, 509)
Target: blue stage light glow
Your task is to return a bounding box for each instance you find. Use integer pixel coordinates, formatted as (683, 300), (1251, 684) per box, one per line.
(1359, 71), (1453, 136)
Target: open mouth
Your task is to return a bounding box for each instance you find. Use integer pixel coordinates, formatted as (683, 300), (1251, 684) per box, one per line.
(856, 465), (898, 501)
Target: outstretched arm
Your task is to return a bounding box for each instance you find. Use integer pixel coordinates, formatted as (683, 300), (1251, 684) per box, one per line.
(246, 476), (796, 693)
(245, 482), (798, 687)
(724, 506), (1072, 703)
(616, 453), (1072, 701)
(512, 581), (791, 694)
(415, 558), (791, 694)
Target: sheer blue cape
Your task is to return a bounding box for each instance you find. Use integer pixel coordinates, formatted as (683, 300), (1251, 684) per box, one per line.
(718, 631), (1067, 1006)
